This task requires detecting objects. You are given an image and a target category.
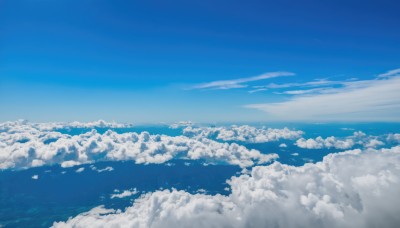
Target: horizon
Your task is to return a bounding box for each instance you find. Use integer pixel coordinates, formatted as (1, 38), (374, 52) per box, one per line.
(1, 0), (400, 122)
(1, 1), (400, 228)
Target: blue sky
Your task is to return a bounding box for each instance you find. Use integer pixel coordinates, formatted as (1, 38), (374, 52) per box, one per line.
(1, 0), (399, 123)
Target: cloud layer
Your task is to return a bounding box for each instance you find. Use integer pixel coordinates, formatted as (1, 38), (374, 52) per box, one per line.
(295, 131), (386, 150)
(0, 121), (277, 169)
(183, 125), (303, 143)
(53, 146), (400, 228)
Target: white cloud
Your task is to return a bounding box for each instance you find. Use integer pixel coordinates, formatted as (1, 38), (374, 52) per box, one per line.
(192, 72), (294, 90)
(295, 131), (391, 150)
(32, 175), (39, 180)
(248, 88), (268, 93)
(264, 78), (347, 89)
(53, 146), (400, 228)
(61, 161), (81, 168)
(387, 133), (400, 143)
(295, 136), (355, 150)
(277, 87), (336, 95)
(341, 128), (355, 131)
(377, 68), (400, 78)
(246, 72), (400, 121)
(110, 189), (139, 199)
(279, 143), (287, 148)
(196, 189), (207, 194)
(96, 166), (114, 173)
(0, 121), (277, 170)
(183, 125), (303, 143)
(75, 167), (85, 173)
(365, 139), (384, 148)
(169, 121), (194, 129)
(32, 120), (134, 131)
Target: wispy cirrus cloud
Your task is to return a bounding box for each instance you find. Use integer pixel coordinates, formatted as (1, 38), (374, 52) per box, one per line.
(378, 68), (400, 78)
(265, 78), (344, 89)
(191, 71), (294, 90)
(246, 69), (400, 121)
(248, 88), (268, 93)
(246, 77), (361, 94)
(276, 87), (336, 95)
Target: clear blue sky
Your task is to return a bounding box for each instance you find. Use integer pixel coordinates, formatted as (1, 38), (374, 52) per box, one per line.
(1, 0), (399, 123)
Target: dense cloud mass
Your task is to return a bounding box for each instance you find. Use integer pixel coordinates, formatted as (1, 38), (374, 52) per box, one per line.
(0, 121), (277, 169)
(53, 146), (400, 228)
(183, 125), (303, 143)
(29, 120), (133, 131)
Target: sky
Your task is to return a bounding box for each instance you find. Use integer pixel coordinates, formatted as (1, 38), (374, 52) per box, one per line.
(1, 0), (399, 123)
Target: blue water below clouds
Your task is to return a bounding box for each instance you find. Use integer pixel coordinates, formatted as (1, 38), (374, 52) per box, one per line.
(1, 123), (399, 227)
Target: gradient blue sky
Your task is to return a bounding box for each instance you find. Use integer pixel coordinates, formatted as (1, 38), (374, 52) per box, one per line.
(1, 0), (399, 123)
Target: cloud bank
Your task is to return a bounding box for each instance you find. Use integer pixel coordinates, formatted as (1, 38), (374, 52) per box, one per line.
(53, 146), (400, 228)
(0, 121), (277, 170)
(296, 131), (386, 150)
(183, 125), (303, 143)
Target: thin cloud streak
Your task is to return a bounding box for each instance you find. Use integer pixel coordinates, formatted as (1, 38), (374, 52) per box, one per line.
(191, 71), (294, 90)
(245, 70), (400, 121)
(378, 68), (400, 78)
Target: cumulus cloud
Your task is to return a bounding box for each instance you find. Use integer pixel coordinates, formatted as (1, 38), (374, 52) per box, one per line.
(111, 189), (139, 199)
(387, 133), (400, 143)
(31, 120), (133, 131)
(246, 71), (400, 121)
(53, 146), (400, 228)
(169, 121), (194, 129)
(191, 72), (294, 90)
(75, 167), (85, 173)
(295, 136), (355, 150)
(279, 143), (287, 148)
(365, 139), (385, 148)
(0, 121), (277, 170)
(295, 131), (389, 150)
(183, 125), (303, 143)
(31, 175), (39, 180)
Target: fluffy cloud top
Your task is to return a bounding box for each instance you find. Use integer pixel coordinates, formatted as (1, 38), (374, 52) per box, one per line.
(295, 136), (355, 150)
(0, 121), (277, 170)
(183, 125), (303, 143)
(22, 120), (133, 131)
(295, 131), (387, 150)
(53, 146), (400, 228)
